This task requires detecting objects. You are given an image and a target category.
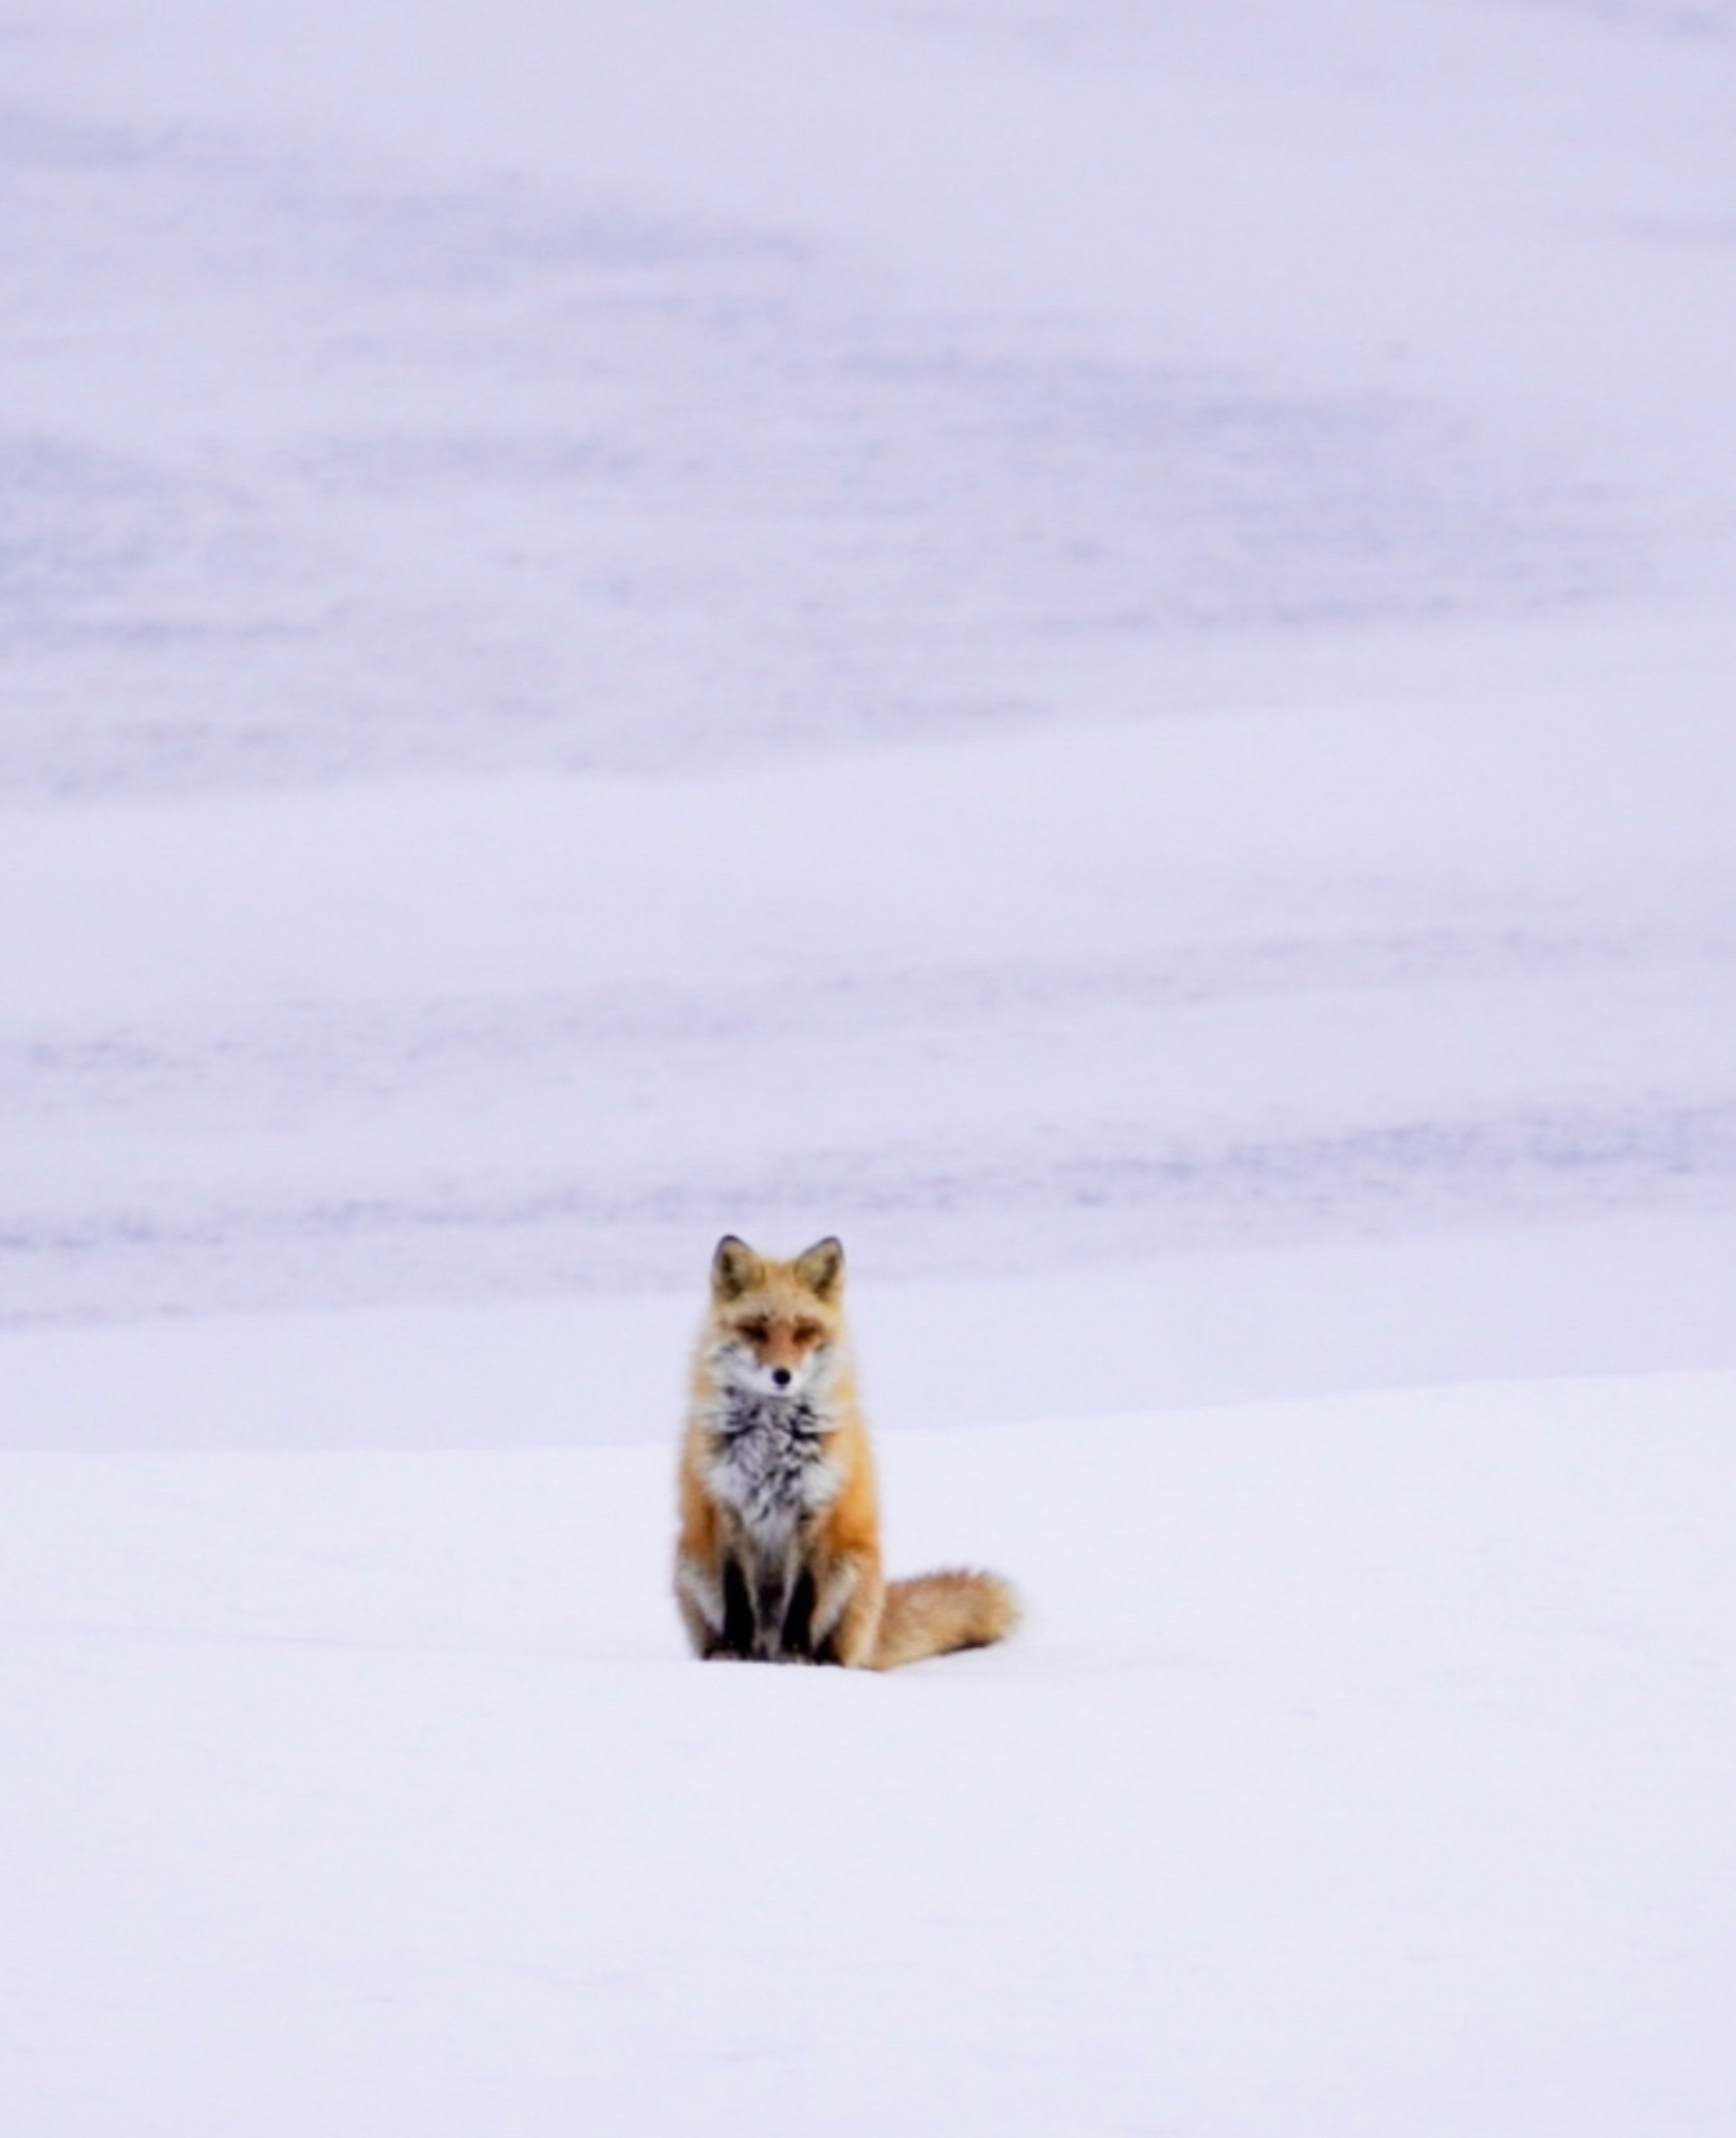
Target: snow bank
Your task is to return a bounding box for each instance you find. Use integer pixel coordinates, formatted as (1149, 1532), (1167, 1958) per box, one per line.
(4, 1372), (1731, 2134)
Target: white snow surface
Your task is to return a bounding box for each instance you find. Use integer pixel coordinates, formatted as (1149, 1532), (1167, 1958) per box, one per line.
(4, 1373), (1734, 2134)
(3, 0), (1736, 2125)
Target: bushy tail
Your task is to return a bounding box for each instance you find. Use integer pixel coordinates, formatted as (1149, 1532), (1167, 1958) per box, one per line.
(871, 1569), (1020, 1670)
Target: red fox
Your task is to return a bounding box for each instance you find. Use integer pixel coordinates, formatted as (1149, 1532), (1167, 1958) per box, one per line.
(675, 1235), (1019, 1668)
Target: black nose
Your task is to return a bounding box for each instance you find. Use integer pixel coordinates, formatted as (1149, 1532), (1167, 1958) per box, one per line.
(772, 1367), (792, 1388)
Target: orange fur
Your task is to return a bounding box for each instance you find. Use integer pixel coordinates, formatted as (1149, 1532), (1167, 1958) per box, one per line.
(674, 1235), (1019, 1670)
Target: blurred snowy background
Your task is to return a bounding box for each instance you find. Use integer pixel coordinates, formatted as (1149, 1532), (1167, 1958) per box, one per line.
(2, 0), (1733, 1417)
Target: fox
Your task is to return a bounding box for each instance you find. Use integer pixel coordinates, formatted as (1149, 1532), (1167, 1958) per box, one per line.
(675, 1234), (1019, 1669)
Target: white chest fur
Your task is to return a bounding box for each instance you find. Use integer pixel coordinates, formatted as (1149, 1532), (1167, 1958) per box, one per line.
(705, 1391), (841, 1553)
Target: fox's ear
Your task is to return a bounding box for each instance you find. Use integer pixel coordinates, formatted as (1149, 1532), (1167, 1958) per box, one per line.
(793, 1236), (844, 1300)
(712, 1235), (762, 1300)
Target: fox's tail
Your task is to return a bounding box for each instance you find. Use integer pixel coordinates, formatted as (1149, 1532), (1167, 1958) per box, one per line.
(871, 1569), (1021, 1670)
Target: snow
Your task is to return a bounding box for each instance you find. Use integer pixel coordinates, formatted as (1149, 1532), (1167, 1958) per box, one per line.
(7, 652), (1736, 1332)
(5, 0), (1735, 1344)
(3, 0), (1735, 2124)
(5, 1373), (1734, 2134)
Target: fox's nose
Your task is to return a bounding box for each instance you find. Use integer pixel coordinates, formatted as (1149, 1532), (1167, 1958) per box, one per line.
(772, 1367), (792, 1388)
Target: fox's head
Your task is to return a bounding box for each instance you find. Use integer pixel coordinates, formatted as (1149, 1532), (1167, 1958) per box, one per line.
(704, 1233), (846, 1400)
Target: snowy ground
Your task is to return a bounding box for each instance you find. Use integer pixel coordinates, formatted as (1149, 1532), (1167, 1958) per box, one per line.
(2, 0), (1735, 2127)
(5, 1374), (1733, 2135)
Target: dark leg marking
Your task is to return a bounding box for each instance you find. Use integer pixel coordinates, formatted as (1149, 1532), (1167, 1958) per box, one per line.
(716, 1555), (755, 1658)
(780, 1566), (817, 1660)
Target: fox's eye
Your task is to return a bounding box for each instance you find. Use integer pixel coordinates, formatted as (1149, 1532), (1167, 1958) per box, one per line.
(793, 1320), (823, 1344)
(736, 1319), (770, 1345)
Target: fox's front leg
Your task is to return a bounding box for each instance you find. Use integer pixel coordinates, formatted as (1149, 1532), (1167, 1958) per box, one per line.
(676, 1549), (757, 1658)
(677, 1468), (759, 1658)
(811, 1553), (882, 1668)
